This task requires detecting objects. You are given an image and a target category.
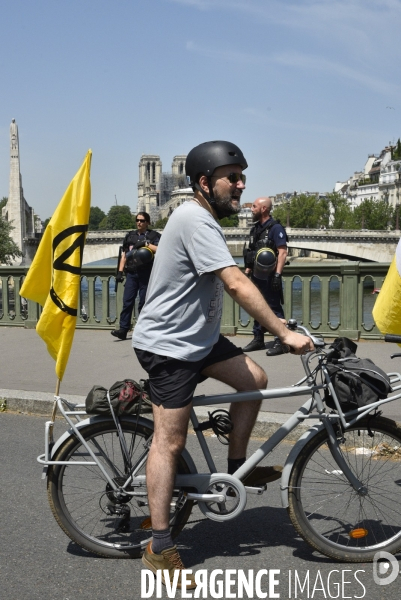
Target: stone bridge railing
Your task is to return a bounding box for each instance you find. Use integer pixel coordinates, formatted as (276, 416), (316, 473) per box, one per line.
(0, 262), (390, 340)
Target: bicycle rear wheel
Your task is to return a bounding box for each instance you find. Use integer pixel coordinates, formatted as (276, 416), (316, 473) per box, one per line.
(288, 416), (401, 561)
(47, 419), (194, 558)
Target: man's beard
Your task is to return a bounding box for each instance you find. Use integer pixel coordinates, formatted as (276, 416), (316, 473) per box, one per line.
(252, 210), (261, 222)
(214, 191), (241, 219)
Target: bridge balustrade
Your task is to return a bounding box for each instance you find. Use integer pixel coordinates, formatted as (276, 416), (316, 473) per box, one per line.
(0, 262), (390, 340)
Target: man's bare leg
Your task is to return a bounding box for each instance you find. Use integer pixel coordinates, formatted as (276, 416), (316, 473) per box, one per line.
(201, 353), (267, 459)
(146, 402), (192, 530)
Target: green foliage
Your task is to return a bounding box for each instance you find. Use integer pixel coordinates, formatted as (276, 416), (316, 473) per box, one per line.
(326, 192), (354, 229)
(0, 217), (23, 264)
(393, 138), (401, 161)
(89, 206), (106, 230)
(271, 203), (289, 225)
(273, 194), (329, 228)
(353, 199), (394, 230)
(153, 217), (169, 229)
(219, 214), (239, 227)
(99, 205), (135, 230)
(0, 197), (8, 211)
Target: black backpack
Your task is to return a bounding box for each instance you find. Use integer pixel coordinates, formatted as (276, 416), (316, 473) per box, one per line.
(324, 338), (391, 411)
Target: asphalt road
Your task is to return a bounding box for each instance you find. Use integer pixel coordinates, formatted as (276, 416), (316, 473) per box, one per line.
(2, 327), (401, 419)
(1, 411), (400, 600)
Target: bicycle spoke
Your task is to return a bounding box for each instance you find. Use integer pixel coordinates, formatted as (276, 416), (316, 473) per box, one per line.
(288, 418), (401, 560)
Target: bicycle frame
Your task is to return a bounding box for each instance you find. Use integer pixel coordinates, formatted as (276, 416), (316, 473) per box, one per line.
(38, 348), (401, 510)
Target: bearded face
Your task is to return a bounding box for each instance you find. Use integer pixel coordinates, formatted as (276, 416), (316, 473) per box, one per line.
(214, 187), (242, 218)
(210, 165), (245, 219)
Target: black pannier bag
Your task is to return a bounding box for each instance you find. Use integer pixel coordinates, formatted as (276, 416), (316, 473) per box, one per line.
(324, 337), (392, 411)
(85, 379), (152, 416)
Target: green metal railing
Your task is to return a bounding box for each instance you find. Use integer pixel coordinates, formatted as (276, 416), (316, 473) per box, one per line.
(0, 262), (390, 339)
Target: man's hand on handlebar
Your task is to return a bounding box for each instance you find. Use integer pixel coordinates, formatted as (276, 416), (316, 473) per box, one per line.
(280, 330), (315, 355)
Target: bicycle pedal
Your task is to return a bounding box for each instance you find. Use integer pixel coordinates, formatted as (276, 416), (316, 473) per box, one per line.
(106, 503), (130, 517)
(244, 485), (267, 495)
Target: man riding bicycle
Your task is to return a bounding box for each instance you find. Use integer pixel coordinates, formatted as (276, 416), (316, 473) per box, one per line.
(132, 140), (313, 587)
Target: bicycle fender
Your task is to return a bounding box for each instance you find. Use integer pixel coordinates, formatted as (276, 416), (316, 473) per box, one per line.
(280, 423), (325, 508)
(47, 415), (197, 476)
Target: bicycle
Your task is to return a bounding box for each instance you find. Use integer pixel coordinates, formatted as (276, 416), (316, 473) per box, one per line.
(38, 322), (401, 563)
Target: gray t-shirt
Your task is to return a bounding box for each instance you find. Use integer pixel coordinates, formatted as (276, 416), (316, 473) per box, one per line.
(132, 201), (236, 361)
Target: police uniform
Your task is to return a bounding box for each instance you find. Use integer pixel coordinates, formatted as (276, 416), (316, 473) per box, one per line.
(244, 217), (287, 340)
(119, 229), (160, 331)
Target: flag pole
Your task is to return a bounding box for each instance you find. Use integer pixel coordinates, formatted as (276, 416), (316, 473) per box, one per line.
(50, 378), (62, 440)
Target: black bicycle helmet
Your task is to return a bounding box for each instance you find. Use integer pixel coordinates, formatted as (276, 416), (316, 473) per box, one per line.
(185, 140), (248, 185)
(185, 141), (247, 217)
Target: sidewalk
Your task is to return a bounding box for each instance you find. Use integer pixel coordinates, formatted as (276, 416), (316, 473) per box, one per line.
(1, 327), (401, 436)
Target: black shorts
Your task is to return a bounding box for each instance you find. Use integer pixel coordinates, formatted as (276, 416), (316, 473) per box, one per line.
(134, 335), (243, 409)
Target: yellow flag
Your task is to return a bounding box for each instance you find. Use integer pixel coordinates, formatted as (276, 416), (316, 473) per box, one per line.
(372, 238), (401, 336)
(20, 151), (92, 380)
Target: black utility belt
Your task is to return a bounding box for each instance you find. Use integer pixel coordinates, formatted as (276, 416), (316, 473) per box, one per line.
(125, 267), (150, 274)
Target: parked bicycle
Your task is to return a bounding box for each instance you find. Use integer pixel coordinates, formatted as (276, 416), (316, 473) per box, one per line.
(38, 322), (401, 563)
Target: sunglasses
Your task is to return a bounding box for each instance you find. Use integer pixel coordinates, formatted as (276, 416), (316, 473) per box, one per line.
(136, 218), (146, 223)
(213, 173), (246, 185)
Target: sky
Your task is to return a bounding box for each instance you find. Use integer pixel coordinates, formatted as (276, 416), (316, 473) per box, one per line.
(1, 0), (400, 220)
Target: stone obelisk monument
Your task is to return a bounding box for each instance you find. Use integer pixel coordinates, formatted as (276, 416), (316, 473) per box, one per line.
(8, 119), (26, 257)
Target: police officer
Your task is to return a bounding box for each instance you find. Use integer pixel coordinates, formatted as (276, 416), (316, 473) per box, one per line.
(111, 212), (160, 340)
(243, 197), (288, 355)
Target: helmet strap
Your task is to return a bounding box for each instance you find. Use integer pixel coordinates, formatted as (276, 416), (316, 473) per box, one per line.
(195, 180), (223, 219)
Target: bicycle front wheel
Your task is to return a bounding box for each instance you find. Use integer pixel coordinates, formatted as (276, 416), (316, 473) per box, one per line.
(47, 419), (194, 558)
(288, 416), (401, 562)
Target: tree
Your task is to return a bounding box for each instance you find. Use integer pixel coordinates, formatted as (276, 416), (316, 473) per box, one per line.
(0, 197), (8, 212)
(326, 192), (354, 229)
(0, 217), (23, 264)
(219, 214), (239, 227)
(153, 217), (169, 229)
(273, 194), (329, 228)
(99, 205), (135, 230)
(271, 203), (289, 226)
(393, 138), (401, 161)
(353, 199), (394, 230)
(89, 206), (106, 230)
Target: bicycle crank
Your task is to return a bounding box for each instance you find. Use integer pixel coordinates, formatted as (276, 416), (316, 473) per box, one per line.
(196, 474), (247, 522)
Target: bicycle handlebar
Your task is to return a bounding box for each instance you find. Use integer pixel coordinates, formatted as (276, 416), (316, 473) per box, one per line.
(384, 334), (401, 344)
(292, 324), (325, 348)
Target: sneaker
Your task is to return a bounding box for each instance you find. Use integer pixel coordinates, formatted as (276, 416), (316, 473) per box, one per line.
(243, 466), (282, 486)
(266, 340), (285, 356)
(111, 329), (128, 340)
(243, 337), (265, 352)
(142, 542), (196, 589)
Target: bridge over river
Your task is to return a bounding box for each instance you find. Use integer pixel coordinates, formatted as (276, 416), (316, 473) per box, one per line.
(83, 228), (399, 264)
